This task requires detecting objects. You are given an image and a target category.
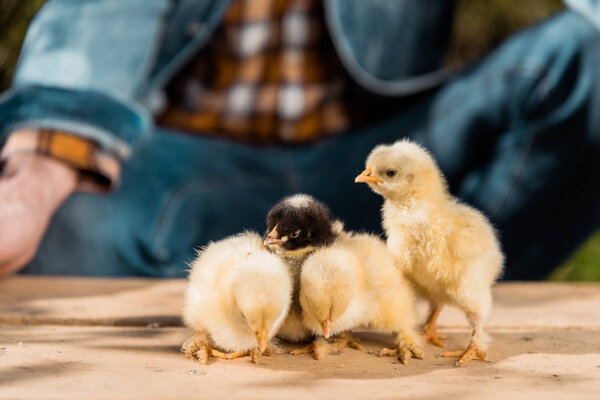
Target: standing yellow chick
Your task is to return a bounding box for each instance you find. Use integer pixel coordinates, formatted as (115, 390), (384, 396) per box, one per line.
(355, 139), (503, 367)
(182, 232), (292, 364)
(298, 229), (424, 364)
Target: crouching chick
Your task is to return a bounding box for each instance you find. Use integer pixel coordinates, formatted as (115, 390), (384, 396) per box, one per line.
(298, 230), (424, 364)
(182, 232), (292, 364)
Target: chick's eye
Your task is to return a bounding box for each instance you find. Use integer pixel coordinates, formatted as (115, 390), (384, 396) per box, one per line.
(385, 170), (397, 178)
(289, 230), (301, 238)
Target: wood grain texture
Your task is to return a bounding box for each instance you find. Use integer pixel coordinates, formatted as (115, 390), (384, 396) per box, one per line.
(0, 277), (598, 399)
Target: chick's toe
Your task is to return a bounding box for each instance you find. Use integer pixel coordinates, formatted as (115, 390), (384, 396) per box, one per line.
(329, 331), (365, 353)
(290, 343), (316, 356)
(218, 350), (250, 360)
(408, 344), (425, 360)
(183, 337), (251, 364)
(380, 343), (424, 365)
(422, 326), (447, 348)
(250, 348), (261, 364)
(442, 343), (489, 367)
(291, 332), (364, 360)
(290, 340), (327, 360)
(346, 336), (365, 352)
(182, 334), (211, 364)
(189, 345), (210, 364)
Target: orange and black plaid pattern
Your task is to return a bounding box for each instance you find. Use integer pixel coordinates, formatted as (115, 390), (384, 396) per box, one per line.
(1, 128), (120, 191)
(2, 0), (361, 191)
(158, 0), (362, 144)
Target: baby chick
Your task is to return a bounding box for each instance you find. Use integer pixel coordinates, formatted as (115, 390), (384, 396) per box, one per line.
(263, 194), (338, 343)
(264, 194), (337, 259)
(298, 229), (424, 364)
(356, 140), (503, 366)
(182, 232), (292, 364)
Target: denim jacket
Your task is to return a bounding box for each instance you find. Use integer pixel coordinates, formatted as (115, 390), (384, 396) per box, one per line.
(0, 0), (597, 159)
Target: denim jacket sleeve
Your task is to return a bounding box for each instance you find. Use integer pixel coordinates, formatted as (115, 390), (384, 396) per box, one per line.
(0, 0), (171, 159)
(565, 0), (600, 30)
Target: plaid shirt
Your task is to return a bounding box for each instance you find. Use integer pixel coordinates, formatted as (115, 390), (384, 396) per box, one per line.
(157, 0), (362, 143)
(2, 0), (361, 190)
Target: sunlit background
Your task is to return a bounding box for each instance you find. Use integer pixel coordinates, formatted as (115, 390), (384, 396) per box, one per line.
(1, 0), (597, 281)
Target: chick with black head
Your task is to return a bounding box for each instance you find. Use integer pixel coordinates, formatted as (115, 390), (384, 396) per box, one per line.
(263, 194), (339, 344)
(264, 194), (337, 258)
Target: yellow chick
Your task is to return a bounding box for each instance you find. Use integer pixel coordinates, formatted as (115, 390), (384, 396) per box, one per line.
(355, 139), (503, 367)
(297, 229), (424, 364)
(182, 232), (292, 364)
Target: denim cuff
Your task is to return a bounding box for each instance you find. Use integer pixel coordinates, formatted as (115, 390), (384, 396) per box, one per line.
(0, 85), (151, 160)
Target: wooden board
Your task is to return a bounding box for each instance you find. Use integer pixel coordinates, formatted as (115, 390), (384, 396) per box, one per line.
(0, 277), (599, 399)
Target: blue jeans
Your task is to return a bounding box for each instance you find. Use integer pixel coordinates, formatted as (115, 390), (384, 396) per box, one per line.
(23, 11), (600, 280)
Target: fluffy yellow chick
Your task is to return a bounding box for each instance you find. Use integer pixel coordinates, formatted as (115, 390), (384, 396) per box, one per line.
(356, 139), (503, 367)
(297, 229), (424, 364)
(182, 232), (292, 364)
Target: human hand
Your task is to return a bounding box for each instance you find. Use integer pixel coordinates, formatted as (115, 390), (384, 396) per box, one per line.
(0, 154), (77, 277)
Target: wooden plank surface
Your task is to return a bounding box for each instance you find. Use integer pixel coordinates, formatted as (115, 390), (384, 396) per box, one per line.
(1, 277), (599, 328)
(0, 277), (599, 400)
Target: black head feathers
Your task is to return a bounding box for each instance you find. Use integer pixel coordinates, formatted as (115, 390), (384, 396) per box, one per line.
(264, 194), (337, 253)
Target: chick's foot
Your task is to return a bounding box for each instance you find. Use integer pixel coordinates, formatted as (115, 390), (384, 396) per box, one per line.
(249, 344), (278, 364)
(380, 342), (424, 365)
(422, 323), (447, 348)
(211, 349), (249, 360)
(184, 343), (248, 363)
(331, 331), (365, 352)
(249, 348), (262, 364)
(422, 306), (446, 347)
(182, 335), (253, 364)
(182, 335), (214, 365)
(442, 342), (489, 367)
(290, 341), (325, 360)
(291, 332), (364, 360)
(183, 343), (209, 364)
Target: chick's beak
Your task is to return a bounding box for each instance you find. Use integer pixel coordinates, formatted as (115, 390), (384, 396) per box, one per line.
(355, 166), (382, 184)
(255, 329), (269, 353)
(263, 225), (284, 247)
(321, 318), (332, 339)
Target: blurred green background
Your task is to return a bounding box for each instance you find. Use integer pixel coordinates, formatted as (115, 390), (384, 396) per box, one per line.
(1, 0), (598, 281)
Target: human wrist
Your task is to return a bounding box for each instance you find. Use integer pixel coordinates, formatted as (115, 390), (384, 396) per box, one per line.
(2, 129), (120, 193)
(4, 154), (78, 211)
